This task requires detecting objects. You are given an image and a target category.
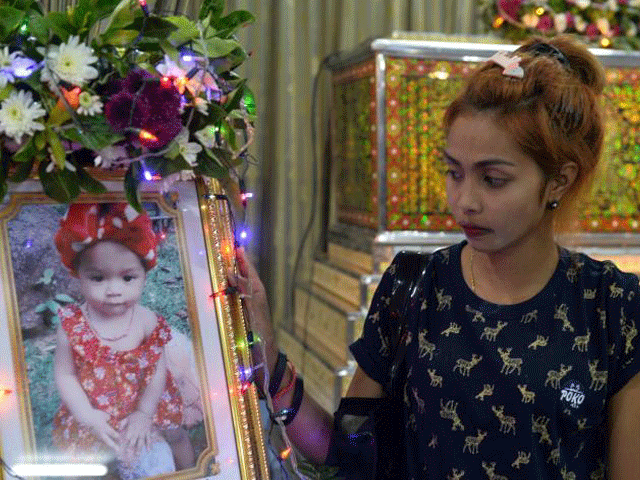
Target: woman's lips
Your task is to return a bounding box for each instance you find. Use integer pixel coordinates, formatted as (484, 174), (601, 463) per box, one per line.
(462, 226), (491, 237)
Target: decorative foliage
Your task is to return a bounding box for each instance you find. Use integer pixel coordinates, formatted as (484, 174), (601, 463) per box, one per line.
(479, 0), (640, 49)
(0, 0), (256, 209)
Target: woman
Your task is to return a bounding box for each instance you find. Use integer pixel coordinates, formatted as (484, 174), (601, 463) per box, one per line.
(234, 35), (640, 479)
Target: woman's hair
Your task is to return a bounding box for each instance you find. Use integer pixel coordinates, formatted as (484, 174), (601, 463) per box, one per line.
(443, 35), (606, 232)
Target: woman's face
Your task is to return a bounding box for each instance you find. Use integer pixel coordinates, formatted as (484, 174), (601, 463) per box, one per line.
(444, 112), (554, 253)
(77, 241), (147, 318)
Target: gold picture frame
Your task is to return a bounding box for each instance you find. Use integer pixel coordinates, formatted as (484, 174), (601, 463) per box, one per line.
(0, 176), (268, 480)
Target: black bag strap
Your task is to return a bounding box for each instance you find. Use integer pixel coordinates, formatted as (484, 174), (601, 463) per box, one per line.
(383, 251), (431, 397)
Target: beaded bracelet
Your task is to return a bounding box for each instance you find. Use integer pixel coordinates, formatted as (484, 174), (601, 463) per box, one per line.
(282, 377), (304, 426)
(268, 351), (288, 397)
(273, 362), (296, 400)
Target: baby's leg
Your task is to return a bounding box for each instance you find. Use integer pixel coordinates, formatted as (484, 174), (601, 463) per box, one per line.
(163, 426), (196, 470)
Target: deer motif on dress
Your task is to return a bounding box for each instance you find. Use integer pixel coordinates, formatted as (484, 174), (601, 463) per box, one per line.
(428, 368), (443, 387)
(475, 384), (494, 401)
(517, 384), (535, 404)
(462, 430), (487, 454)
(492, 405), (516, 435)
(555, 304), (574, 332)
(532, 415), (552, 445)
(453, 354), (482, 377)
(480, 321), (508, 342)
(561, 464), (576, 480)
(441, 322), (461, 337)
(528, 335), (548, 350)
(481, 461), (508, 480)
(548, 439), (561, 465)
(521, 309), (538, 323)
(411, 387), (425, 413)
(435, 288), (452, 311)
(621, 318), (637, 355)
(440, 398), (465, 431)
(447, 469), (465, 480)
(583, 288), (596, 300)
(465, 304), (485, 323)
(572, 329), (591, 352)
(418, 329), (436, 360)
(588, 360), (607, 391)
(512, 451), (531, 469)
(498, 348), (522, 375)
(377, 327), (390, 357)
(609, 282), (623, 299)
(545, 364), (573, 389)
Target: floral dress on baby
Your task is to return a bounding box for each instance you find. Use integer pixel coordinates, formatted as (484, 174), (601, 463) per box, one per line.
(52, 304), (184, 455)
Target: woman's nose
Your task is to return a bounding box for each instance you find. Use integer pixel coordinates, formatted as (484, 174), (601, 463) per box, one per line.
(105, 280), (123, 296)
(455, 180), (482, 214)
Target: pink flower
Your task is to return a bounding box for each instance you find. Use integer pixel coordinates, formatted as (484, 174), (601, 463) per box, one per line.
(586, 23), (600, 38)
(497, 0), (523, 21)
(537, 14), (553, 32)
(104, 91), (150, 132)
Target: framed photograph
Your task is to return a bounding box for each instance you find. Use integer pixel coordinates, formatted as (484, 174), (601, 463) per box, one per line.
(0, 177), (268, 480)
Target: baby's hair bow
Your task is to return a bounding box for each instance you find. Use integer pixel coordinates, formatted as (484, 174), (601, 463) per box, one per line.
(487, 51), (524, 78)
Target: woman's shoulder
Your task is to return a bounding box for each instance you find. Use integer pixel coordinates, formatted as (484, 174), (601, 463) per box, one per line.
(561, 247), (640, 291)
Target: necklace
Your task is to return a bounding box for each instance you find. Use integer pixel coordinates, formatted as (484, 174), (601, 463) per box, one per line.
(85, 305), (135, 342)
(470, 248), (477, 293)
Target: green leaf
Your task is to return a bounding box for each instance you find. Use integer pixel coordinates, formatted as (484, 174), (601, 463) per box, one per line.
(77, 166), (107, 194)
(38, 161), (81, 203)
(46, 11), (75, 41)
(101, 28), (139, 46)
(164, 15), (199, 46)
(27, 12), (49, 44)
(34, 303), (49, 313)
(124, 162), (143, 212)
(101, 0), (140, 33)
(0, 6), (24, 38)
(45, 300), (60, 312)
(224, 80), (247, 113)
(12, 138), (36, 163)
(130, 16), (178, 40)
(213, 10), (254, 36)
(40, 268), (54, 284)
(46, 129), (67, 169)
(200, 37), (241, 58)
(196, 151), (227, 178)
(55, 294), (75, 303)
(199, 0), (224, 21)
(9, 158), (34, 182)
(60, 117), (125, 151)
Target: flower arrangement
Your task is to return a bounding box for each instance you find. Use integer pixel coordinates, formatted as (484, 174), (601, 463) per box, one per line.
(0, 0), (255, 210)
(479, 0), (640, 50)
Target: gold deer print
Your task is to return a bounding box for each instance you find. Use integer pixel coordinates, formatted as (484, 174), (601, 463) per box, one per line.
(621, 318), (637, 355)
(572, 329), (591, 352)
(428, 368), (443, 387)
(440, 249), (450, 264)
(574, 441), (585, 459)
(475, 384), (494, 401)
(447, 469), (465, 480)
(609, 282), (624, 299)
(465, 304), (486, 323)
(577, 418), (589, 430)
(481, 461), (508, 480)
(462, 429), (487, 454)
(521, 309), (538, 324)
(590, 459), (605, 480)
(453, 354), (483, 377)
(418, 329), (436, 360)
(480, 321), (508, 342)
(440, 398), (465, 431)
(435, 288), (452, 311)
(428, 433), (438, 448)
(555, 304), (574, 332)
(528, 335), (549, 350)
(442, 322), (461, 337)
(403, 382), (410, 407)
(388, 263), (397, 276)
(377, 327), (390, 357)
(379, 295), (391, 306)
(566, 264), (579, 283)
(421, 299), (428, 311)
(548, 439), (561, 465)
(561, 464), (576, 480)
(498, 347), (522, 375)
(583, 288), (596, 300)
(517, 384), (536, 404)
(368, 310), (380, 323)
(603, 261), (615, 275)
(512, 451), (531, 469)
(407, 413), (417, 431)
(545, 364), (573, 389)
(588, 360), (607, 391)
(411, 387), (425, 413)
(628, 289), (635, 302)
(492, 405), (516, 435)
(532, 415), (552, 445)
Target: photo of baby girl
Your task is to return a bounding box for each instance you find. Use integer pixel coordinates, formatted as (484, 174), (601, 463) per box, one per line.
(7, 200), (209, 480)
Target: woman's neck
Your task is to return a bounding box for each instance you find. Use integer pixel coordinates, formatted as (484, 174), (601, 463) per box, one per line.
(465, 231), (560, 305)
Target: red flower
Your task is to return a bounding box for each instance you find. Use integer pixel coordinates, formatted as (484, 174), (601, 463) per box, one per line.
(612, 24), (621, 36)
(537, 15), (553, 32)
(586, 23), (600, 39)
(138, 117), (182, 150)
(497, 0), (523, 21)
(566, 13), (575, 28)
(104, 91), (150, 132)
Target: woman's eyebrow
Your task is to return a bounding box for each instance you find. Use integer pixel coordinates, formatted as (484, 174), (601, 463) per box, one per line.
(442, 151), (517, 168)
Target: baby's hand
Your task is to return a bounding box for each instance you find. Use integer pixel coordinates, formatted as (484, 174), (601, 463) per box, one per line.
(122, 410), (154, 458)
(85, 409), (121, 454)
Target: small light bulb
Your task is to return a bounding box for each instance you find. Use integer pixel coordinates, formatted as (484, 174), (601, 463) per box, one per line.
(144, 170), (153, 181)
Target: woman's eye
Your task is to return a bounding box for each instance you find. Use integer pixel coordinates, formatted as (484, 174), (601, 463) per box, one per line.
(446, 169), (462, 181)
(123, 275), (137, 282)
(90, 275), (104, 282)
(485, 176), (508, 188)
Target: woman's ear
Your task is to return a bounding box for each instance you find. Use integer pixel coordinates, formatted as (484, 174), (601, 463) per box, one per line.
(548, 162), (579, 200)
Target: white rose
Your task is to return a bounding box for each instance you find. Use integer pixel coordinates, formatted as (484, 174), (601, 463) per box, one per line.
(596, 17), (611, 35)
(554, 13), (568, 33)
(574, 16), (588, 32)
(630, 0), (640, 7)
(575, 0), (591, 9)
(627, 24), (638, 37)
(607, 0), (618, 11)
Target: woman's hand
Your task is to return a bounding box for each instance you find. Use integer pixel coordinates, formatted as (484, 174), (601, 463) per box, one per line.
(230, 247), (279, 372)
(121, 410), (154, 459)
(85, 409), (121, 454)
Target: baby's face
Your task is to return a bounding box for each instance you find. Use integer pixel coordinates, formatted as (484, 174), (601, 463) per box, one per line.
(76, 241), (147, 319)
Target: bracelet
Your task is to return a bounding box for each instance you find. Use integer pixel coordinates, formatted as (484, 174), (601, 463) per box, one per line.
(282, 376), (304, 426)
(268, 351), (288, 397)
(273, 362), (296, 400)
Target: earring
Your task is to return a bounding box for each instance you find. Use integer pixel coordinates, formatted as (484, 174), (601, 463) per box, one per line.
(547, 200), (559, 210)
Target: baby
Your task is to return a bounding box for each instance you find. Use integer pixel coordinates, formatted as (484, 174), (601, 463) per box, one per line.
(52, 202), (195, 478)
